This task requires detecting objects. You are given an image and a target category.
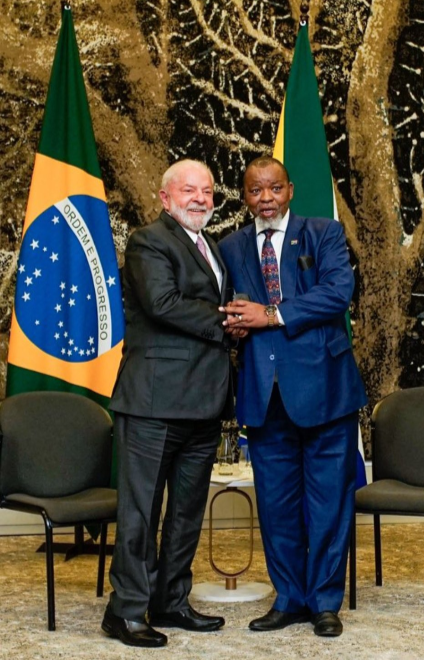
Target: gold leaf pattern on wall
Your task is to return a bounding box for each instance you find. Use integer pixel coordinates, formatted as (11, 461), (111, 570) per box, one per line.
(1, 0), (424, 458)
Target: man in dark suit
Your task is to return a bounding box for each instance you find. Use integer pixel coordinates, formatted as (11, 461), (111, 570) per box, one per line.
(102, 160), (238, 648)
(219, 156), (367, 637)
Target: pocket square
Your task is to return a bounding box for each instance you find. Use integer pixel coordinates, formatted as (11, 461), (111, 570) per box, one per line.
(298, 255), (315, 271)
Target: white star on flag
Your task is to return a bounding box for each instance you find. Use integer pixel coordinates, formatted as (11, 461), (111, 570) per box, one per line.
(107, 276), (116, 286)
(33, 269), (41, 277)
(88, 337), (94, 345)
(50, 252), (59, 262)
(25, 277), (33, 286)
(68, 299), (75, 307)
(54, 333), (60, 339)
(22, 292), (30, 301)
(52, 216), (60, 224)
(55, 304), (61, 312)
(35, 320), (40, 325)
(70, 285), (78, 293)
(30, 240), (39, 250)
(60, 282), (66, 290)
(19, 264), (25, 273)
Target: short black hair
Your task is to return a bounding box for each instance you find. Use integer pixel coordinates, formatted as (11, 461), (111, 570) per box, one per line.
(244, 156), (290, 184)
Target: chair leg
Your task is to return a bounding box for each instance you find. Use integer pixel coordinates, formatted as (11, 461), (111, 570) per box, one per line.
(349, 515), (357, 610)
(43, 518), (56, 631)
(374, 514), (382, 586)
(97, 523), (108, 597)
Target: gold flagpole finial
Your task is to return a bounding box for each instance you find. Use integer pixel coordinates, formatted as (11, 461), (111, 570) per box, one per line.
(299, 1), (310, 25)
(61, 1), (71, 11)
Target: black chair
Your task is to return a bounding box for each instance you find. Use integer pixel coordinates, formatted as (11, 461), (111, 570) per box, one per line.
(349, 387), (424, 609)
(0, 391), (117, 630)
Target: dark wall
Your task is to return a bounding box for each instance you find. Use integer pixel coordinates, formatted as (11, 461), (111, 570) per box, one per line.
(1, 0), (424, 457)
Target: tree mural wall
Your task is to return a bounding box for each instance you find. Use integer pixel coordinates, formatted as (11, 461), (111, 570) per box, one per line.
(1, 0), (424, 456)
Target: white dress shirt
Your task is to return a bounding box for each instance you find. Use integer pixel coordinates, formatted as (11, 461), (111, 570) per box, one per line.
(182, 226), (223, 292)
(255, 209), (290, 325)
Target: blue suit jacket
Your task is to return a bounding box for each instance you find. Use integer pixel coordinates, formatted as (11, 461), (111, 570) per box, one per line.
(219, 213), (367, 428)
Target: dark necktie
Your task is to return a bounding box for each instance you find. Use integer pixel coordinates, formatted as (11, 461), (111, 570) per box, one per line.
(261, 229), (281, 304)
(196, 235), (212, 268)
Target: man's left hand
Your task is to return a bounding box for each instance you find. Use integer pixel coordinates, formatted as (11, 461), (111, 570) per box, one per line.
(219, 300), (270, 329)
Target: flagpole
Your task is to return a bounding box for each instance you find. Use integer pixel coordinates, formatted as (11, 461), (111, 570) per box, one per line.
(299, 0), (310, 25)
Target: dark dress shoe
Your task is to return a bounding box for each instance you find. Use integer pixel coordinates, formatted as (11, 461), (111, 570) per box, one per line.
(249, 608), (310, 631)
(150, 604), (225, 632)
(312, 611), (343, 637)
(102, 605), (167, 647)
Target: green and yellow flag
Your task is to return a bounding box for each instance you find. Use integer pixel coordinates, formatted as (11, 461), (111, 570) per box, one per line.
(7, 5), (124, 408)
(274, 23), (334, 218)
(273, 23), (366, 487)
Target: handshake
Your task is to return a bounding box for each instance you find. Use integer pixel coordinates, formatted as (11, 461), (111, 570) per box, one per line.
(219, 293), (279, 336)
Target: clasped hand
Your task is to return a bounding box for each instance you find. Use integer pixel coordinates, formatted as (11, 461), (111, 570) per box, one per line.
(219, 300), (270, 331)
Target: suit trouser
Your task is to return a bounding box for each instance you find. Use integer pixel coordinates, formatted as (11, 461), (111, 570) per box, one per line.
(109, 413), (220, 621)
(248, 386), (358, 614)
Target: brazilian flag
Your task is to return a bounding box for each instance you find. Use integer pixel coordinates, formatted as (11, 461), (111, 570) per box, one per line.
(273, 23), (367, 488)
(7, 5), (124, 409)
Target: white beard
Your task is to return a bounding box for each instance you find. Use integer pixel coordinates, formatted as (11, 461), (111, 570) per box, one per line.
(255, 213), (284, 231)
(169, 199), (214, 232)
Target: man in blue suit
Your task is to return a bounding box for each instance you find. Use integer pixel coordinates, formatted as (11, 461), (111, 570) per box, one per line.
(219, 156), (367, 637)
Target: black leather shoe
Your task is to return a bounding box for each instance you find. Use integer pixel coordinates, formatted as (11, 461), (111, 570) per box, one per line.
(102, 605), (167, 647)
(312, 611), (343, 637)
(150, 604), (225, 632)
(249, 608), (310, 631)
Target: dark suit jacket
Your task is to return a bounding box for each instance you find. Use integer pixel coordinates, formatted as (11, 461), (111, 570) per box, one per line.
(219, 212), (367, 428)
(110, 211), (233, 420)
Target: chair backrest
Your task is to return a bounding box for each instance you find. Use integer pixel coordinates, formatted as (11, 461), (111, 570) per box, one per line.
(372, 387), (424, 486)
(0, 391), (113, 498)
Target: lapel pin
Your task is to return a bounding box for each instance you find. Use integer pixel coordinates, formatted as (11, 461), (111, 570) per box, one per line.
(290, 239), (298, 245)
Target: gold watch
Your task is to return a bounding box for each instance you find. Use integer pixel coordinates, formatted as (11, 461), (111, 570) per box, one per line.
(264, 304), (278, 327)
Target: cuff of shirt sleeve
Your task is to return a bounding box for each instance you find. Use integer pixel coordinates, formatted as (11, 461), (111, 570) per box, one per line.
(276, 307), (284, 326)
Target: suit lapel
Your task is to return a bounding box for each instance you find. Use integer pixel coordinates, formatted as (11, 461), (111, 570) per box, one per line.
(241, 224), (269, 304)
(203, 232), (229, 304)
(160, 211), (221, 298)
(281, 212), (304, 301)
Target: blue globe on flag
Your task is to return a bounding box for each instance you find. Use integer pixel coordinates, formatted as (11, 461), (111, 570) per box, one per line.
(15, 194), (125, 363)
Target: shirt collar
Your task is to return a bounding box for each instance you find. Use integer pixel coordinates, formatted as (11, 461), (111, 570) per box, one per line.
(181, 225), (204, 244)
(255, 209), (290, 236)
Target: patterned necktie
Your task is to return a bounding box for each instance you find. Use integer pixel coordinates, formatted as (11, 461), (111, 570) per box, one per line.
(196, 235), (212, 268)
(261, 229), (281, 304)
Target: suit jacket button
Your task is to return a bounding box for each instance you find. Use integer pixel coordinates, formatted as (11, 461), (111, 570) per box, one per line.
(269, 354), (275, 360)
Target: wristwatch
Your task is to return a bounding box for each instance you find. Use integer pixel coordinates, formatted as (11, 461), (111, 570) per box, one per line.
(264, 304), (278, 327)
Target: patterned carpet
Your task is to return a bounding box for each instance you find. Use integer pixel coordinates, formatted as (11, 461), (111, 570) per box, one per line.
(1, 524), (424, 659)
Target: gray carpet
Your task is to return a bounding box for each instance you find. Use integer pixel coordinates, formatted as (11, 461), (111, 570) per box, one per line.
(1, 524), (424, 659)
